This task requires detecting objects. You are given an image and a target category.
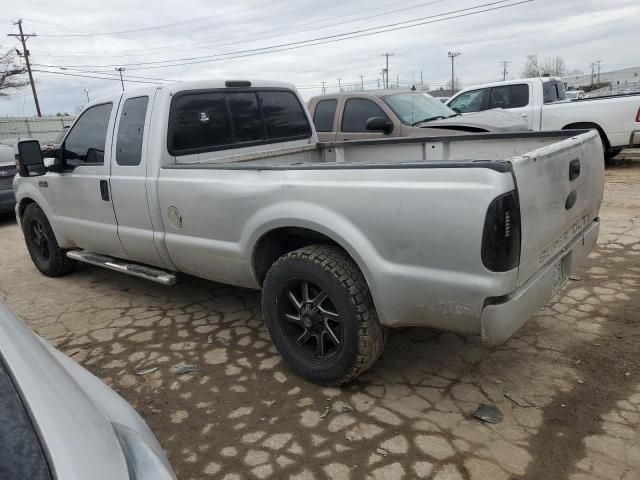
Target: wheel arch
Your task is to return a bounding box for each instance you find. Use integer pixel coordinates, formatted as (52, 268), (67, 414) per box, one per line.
(252, 225), (370, 288)
(562, 122), (610, 150)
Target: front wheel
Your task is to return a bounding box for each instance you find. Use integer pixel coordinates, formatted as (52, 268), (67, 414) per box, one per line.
(261, 244), (386, 385)
(22, 203), (76, 277)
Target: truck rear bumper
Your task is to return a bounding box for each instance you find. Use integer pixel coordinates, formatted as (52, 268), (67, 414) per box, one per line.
(0, 189), (16, 214)
(480, 218), (600, 346)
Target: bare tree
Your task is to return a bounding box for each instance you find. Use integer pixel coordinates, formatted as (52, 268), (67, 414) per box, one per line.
(521, 54), (567, 78)
(0, 48), (28, 98)
(446, 77), (461, 92)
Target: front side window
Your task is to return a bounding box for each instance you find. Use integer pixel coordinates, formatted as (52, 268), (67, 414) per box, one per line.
(63, 103), (113, 166)
(313, 99), (337, 132)
(0, 360), (52, 480)
(116, 96), (149, 166)
(169, 89), (311, 155)
(488, 84), (529, 109)
(448, 89), (486, 113)
(341, 98), (390, 132)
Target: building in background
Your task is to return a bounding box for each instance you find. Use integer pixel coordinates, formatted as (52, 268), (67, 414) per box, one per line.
(563, 66), (640, 95)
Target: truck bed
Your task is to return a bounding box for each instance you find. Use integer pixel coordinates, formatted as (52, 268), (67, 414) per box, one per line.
(166, 130), (591, 170)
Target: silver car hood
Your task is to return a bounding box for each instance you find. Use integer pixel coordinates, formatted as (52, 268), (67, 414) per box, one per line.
(0, 303), (173, 480)
(418, 109), (528, 132)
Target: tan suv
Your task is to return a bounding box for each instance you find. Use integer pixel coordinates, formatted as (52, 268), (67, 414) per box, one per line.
(308, 90), (528, 142)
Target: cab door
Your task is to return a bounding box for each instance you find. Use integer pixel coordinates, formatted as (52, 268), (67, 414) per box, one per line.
(46, 101), (127, 258)
(109, 90), (164, 268)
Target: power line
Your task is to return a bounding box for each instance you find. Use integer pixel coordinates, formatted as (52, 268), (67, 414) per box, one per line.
(32, 69), (164, 84)
(31, 0), (298, 38)
(41, 0), (532, 71)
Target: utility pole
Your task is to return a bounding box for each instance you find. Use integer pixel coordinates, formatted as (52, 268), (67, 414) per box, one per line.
(321, 81), (325, 95)
(337, 78), (342, 92)
(448, 51), (461, 93)
(359, 75), (364, 90)
(8, 19), (41, 117)
(83, 88), (90, 103)
(596, 60), (602, 84)
(381, 53), (394, 89)
(116, 67), (126, 91)
(420, 70), (423, 91)
(500, 60), (511, 81)
(589, 62), (595, 88)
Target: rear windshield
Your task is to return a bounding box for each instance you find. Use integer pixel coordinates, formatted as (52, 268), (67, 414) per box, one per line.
(169, 89), (312, 156)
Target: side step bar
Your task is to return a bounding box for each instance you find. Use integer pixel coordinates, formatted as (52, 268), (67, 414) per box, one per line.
(66, 250), (177, 286)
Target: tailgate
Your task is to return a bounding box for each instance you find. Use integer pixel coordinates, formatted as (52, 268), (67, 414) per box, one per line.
(511, 130), (604, 287)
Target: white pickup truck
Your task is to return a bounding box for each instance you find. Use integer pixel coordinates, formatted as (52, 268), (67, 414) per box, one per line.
(447, 77), (640, 159)
(13, 80), (604, 385)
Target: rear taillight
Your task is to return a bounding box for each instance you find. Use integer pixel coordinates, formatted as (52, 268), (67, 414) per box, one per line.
(482, 191), (521, 272)
(636, 107), (640, 123)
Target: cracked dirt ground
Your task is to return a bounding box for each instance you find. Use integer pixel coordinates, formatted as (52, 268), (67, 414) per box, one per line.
(1, 162), (639, 480)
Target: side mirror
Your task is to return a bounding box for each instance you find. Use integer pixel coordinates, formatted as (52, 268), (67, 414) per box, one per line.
(16, 140), (46, 177)
(365, 116), (394, 134)
(451, 106), (462, 114)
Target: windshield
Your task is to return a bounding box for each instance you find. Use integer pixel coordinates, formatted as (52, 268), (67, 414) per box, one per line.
(382, 92), (457, 126)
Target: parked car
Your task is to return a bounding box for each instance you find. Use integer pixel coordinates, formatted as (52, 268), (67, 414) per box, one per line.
(307, 90), (528, 142)
(565, 90), (588, 100)
(13, 79), (604, 385)
(446, 77), (640, 159)
(0, 302), (176, 480)
(0, 139), (18, 214)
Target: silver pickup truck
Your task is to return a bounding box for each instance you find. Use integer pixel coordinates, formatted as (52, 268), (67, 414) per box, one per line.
(13, 80), (604, 385)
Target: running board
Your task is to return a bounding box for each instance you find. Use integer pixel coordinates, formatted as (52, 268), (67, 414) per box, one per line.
(66, 250), (177, 286)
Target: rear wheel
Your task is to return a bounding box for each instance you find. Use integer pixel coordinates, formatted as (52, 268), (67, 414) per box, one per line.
(261, 244), (386, 385)
(22, 203), (76, 277)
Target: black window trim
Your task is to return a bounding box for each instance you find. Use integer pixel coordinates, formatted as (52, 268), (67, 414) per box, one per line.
(115, 95), (150, 167)
(340, 97), (391, 133)
(167, 87), (313, 157)
(61, 101), (114, 169)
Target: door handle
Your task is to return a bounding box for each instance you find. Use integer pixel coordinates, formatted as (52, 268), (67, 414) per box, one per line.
(99, 180), (110, 201)
(521, 114), (528, 118)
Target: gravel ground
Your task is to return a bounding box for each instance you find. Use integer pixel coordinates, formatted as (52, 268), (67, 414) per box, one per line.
(1, 160), (639, 480)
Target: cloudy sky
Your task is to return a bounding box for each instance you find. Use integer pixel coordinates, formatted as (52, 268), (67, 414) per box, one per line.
(1, 0), (638, 116)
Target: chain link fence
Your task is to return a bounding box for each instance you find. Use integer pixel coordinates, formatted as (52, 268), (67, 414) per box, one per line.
(0, 116), (76, 144)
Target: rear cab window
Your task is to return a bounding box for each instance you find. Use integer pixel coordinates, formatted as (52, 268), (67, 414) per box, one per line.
(116, 96), (149, 166)
(312, 99), (337, 132)
(168, 89), (312, 156)
(487, 84), (529, 109)
(341, 98), (390, 132)
(543, 81), (566, 103)
(448, 89), (486, 113)
(0, 359), (52, 480)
